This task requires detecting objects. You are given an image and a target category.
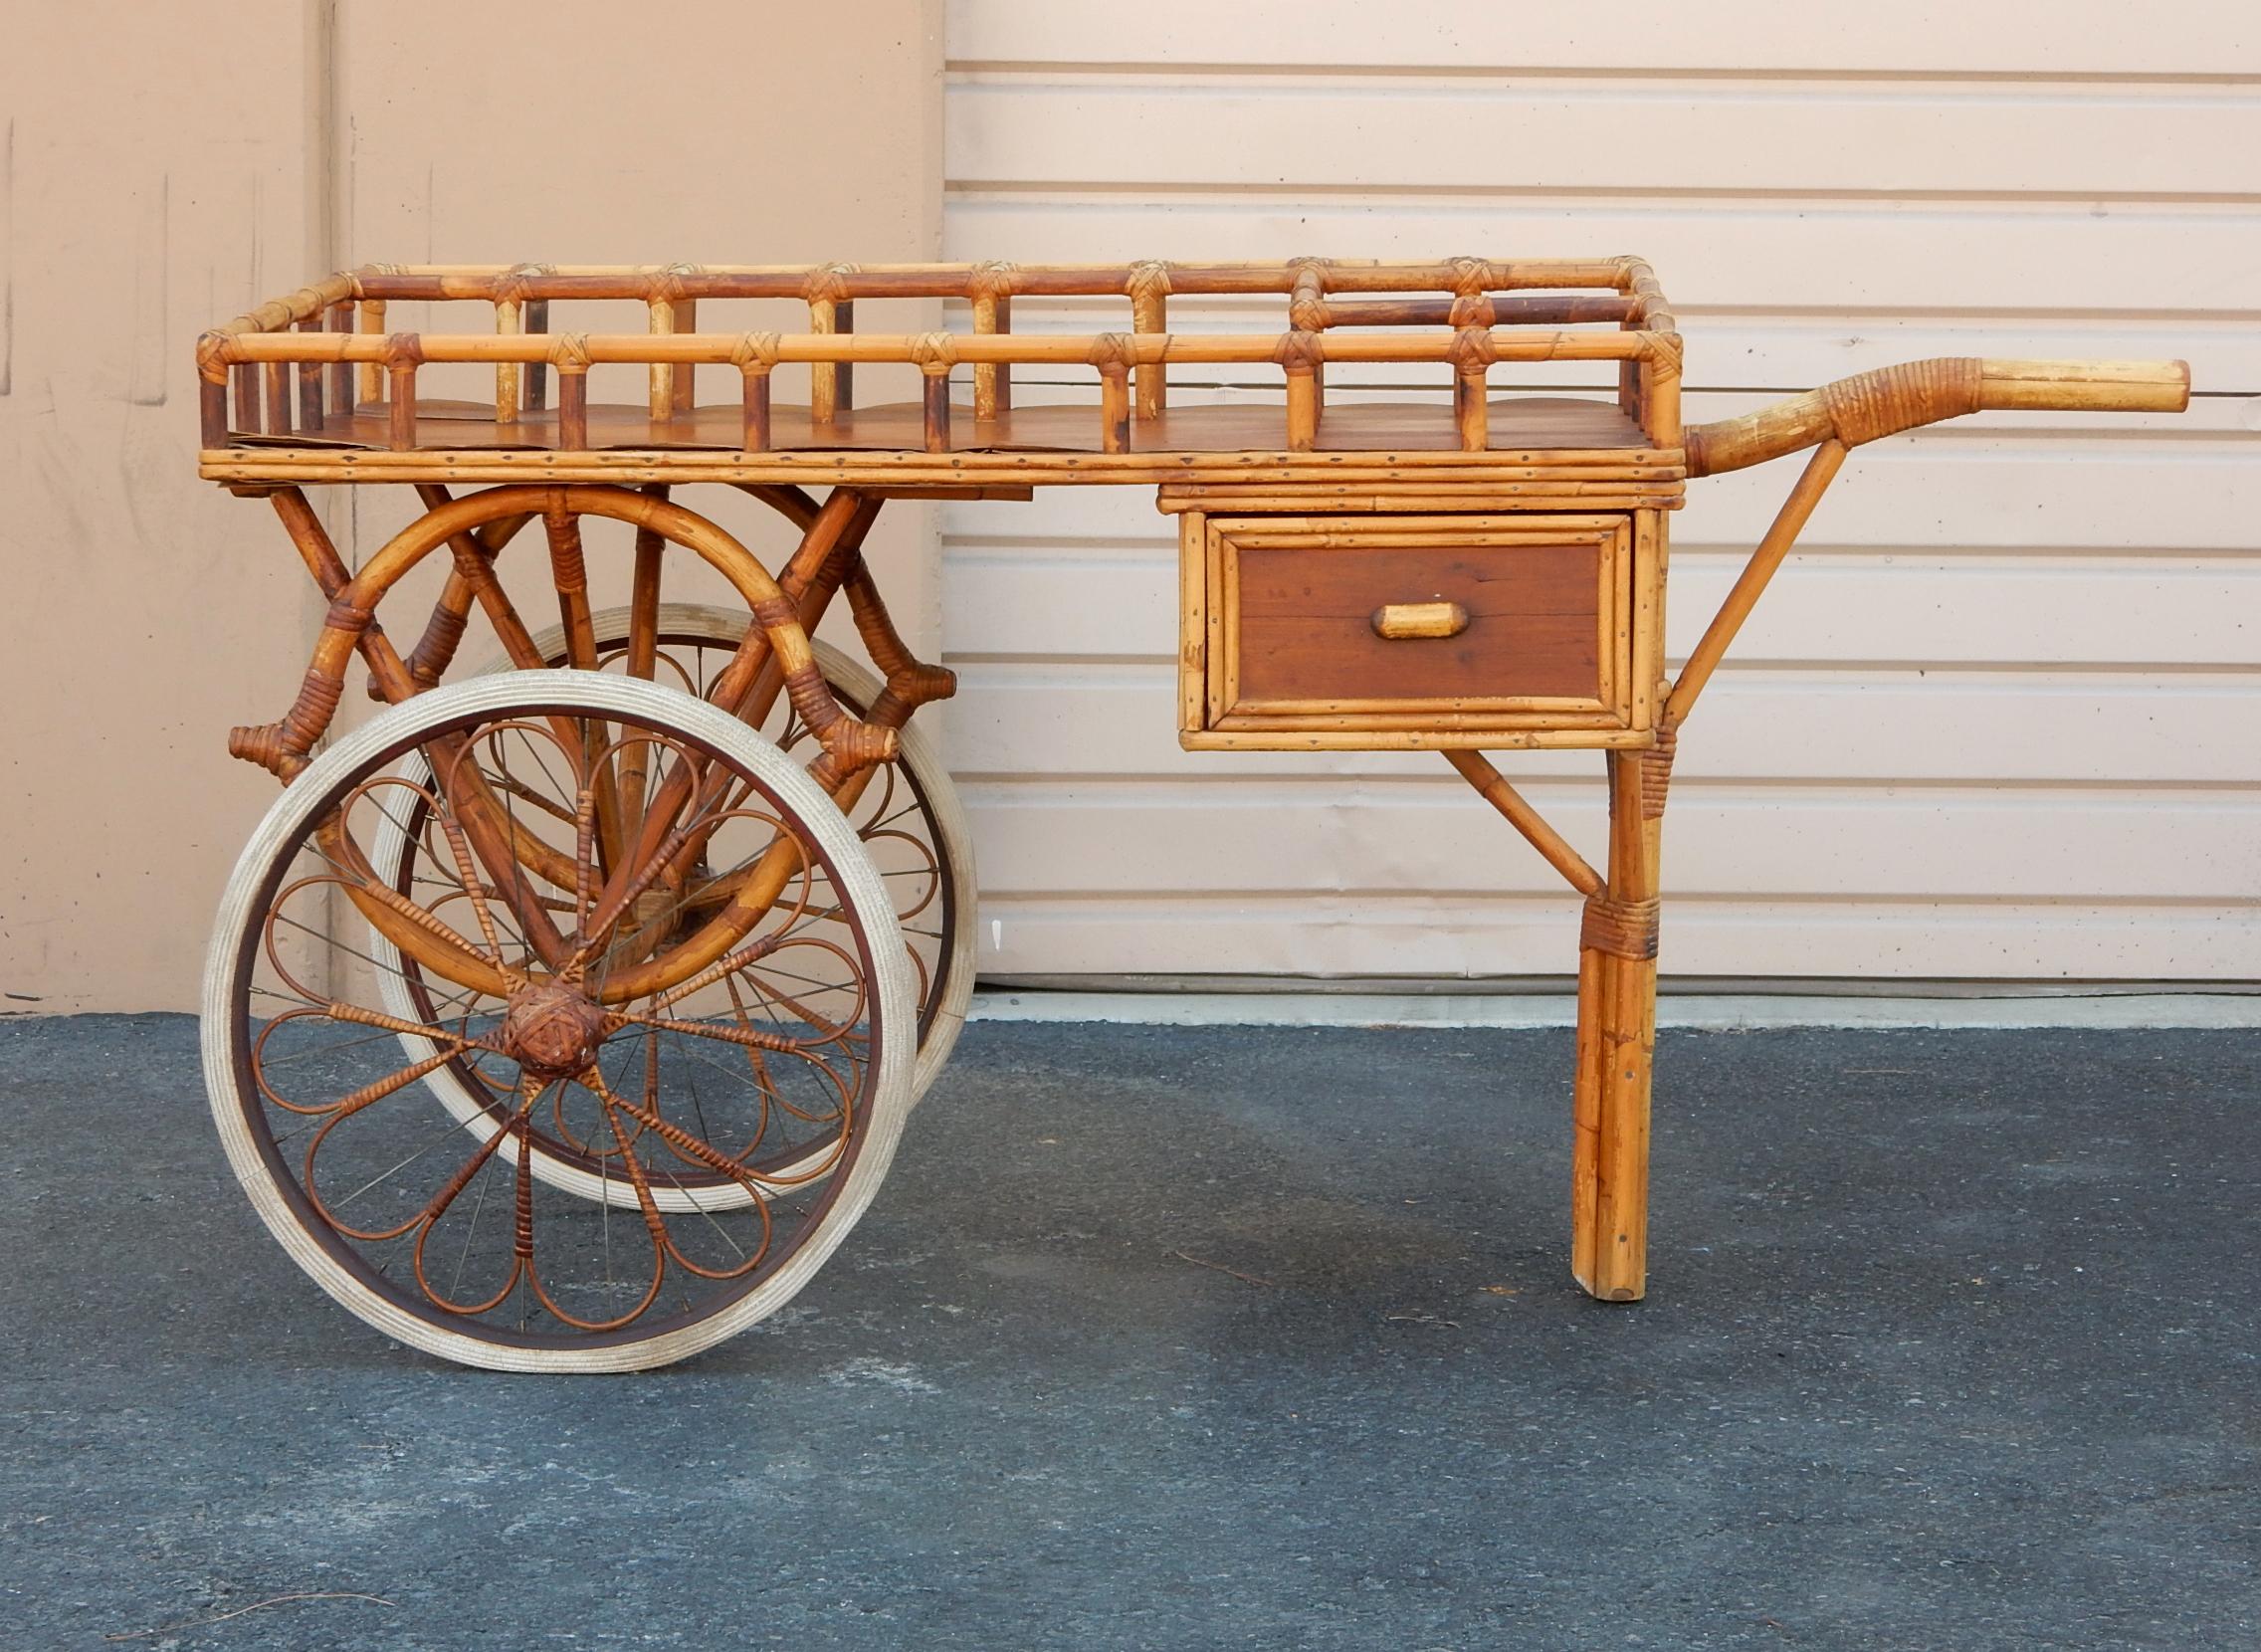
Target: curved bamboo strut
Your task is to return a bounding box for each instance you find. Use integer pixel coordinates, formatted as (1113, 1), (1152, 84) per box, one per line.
(342, 485), (797, 626)
(273, 485), (870, 774)
(248, 485), (890, 1004)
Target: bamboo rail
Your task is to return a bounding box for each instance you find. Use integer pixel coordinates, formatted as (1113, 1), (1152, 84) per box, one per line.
(196, 257), (1685, 460)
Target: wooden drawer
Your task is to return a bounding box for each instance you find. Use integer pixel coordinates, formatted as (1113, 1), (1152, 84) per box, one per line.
(1180, 514), (1652, 750)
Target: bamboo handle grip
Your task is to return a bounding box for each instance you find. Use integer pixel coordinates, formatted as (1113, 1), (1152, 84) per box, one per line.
(1371, 600), (1469, 640)
(1684, 357), (2190, 477)
(1974, 358), (2191, 413)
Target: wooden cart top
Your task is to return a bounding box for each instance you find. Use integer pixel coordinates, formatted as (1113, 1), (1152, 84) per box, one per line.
(195, 257), (1689, 503)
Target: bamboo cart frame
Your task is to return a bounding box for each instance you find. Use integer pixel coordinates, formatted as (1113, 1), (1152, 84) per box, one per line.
(195, 257), (2190, 1364)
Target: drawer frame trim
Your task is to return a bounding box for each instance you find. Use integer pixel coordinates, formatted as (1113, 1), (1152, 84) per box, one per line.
(1180, 510), (1657, 751)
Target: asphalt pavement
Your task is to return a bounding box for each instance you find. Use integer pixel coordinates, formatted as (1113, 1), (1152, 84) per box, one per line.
(3, 1012), (2254, 1650)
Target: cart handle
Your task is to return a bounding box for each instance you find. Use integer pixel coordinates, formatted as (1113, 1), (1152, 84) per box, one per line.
(1683, 357), (2190, 478)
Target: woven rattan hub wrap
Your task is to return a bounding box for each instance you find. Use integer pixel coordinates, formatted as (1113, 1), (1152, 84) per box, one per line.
(1581, 895), (1662, 961)
(501, 981), (609, 1078)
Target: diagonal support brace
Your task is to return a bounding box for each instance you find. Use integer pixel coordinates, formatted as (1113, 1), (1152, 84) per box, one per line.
(1443, 748), (1604, 898)
(1665, 438), (1847, 726)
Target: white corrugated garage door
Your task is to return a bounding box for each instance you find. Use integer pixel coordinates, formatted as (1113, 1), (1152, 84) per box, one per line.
(935, 1), (2261, 983)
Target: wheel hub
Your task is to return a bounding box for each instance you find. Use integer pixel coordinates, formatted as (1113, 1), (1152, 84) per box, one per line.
(500, 981), (609, 1079)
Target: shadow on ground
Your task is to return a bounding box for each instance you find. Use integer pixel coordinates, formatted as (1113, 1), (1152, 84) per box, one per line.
(3, 1014), (2254, 1649)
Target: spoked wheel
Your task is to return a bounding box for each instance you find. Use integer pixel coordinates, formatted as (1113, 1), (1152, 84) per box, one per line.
(377, 603), (973, 1089)
(366, 606), (975, 1210)
(202, 673), (915, 1371)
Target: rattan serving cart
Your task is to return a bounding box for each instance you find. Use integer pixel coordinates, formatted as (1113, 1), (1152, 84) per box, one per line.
(192, 258), (2189, 1370)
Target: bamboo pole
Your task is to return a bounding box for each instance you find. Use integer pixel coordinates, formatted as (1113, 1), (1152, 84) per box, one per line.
(355, 299), (385, 408)
(522, 296), (549, 413)
(972, 293), (1010, 419)
(672, 298), (698, 415)
(544, 504), (630, 872)
(294, 317), (322, 430)
(494, 299), (521, 423)
(1098, 366), (1130, 455)
(556, 369), (589, 451)
(739, 364), (772, 451)
(385, 335), (420, 451)
(1442, 749), (1603, 897)
(1283, 366), (1319, 452)
(232, 362), (262, 434)
(209, 324), (1668, 370)
(971, 262), (1014, 420)
(1665, 440), (1847, 725)
(345, 257), (1642, 303)
(265, 362), (292, 436)
(199, 378), (228, 448)
(809, 294), (852, 422)
(1453, 368), (1488, 452)
(324, 301), (354, 413)
(1569, 942), (1607, 1286)
(616, 484), (670, 829)
(1641, 343), (1682, 450)
(1129, 261), (1169, 419)
(1321, 295), (1636, 328)
(1575, 748), (1662, 1302)
(647, 298), (676, 420)
(922, 370), (952, 454)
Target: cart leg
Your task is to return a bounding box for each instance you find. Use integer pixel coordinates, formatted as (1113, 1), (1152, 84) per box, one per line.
(1571, 738), (1668, 1301)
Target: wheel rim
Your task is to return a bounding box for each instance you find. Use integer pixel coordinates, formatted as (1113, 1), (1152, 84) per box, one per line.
(207, 675), (911, 1362)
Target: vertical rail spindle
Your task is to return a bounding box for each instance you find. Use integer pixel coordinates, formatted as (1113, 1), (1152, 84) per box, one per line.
(1129, 260), (1170, 419)
(971, 263), (1014, 422)
(325, 301), (354, 414)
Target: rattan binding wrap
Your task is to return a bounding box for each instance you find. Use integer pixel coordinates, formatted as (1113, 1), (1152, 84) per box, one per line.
(1636, 723), (1678, 820)
(1581, 894), (1661, 960)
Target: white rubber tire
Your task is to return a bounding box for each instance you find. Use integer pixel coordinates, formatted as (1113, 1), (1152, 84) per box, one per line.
(203, 671), (918, 1373)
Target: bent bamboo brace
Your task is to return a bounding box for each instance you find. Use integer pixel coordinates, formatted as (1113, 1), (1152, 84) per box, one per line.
(229, 483), (919, 1004)
(1445, 354), (2190, 1300)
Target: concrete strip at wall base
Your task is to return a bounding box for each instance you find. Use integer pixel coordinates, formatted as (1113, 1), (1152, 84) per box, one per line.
(969, 988), (2261, 1032)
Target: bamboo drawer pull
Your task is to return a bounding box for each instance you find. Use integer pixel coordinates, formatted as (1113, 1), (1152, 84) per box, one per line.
(1370, 600), (1470, 641)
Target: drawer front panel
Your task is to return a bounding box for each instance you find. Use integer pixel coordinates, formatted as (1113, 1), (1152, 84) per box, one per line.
(1235, 538), (1604, 709)
(1189, 514), (1639, 747)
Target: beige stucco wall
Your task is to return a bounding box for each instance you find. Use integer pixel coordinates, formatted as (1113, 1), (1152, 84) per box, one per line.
(0, 0), (943, 1013)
